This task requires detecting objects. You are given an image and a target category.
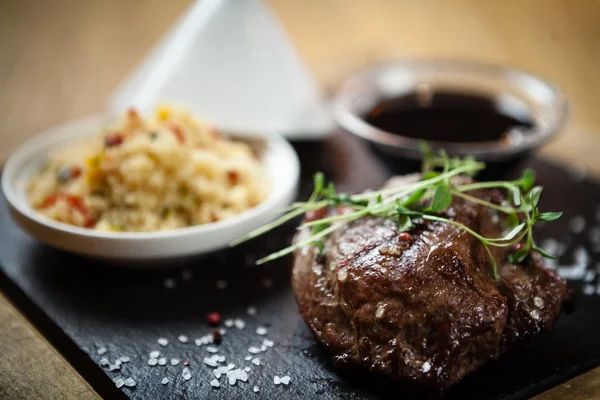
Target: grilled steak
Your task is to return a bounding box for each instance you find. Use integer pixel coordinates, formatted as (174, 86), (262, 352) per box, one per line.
(291, 175), (569, 396)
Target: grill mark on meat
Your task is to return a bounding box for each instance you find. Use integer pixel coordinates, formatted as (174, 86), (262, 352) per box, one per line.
(291, 175), (568, 396)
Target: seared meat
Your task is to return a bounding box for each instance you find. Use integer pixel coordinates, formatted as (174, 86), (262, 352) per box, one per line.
(291, 175), (569, 396)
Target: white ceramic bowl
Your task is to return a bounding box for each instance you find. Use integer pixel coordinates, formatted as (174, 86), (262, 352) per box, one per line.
(2, 113), (299, 262)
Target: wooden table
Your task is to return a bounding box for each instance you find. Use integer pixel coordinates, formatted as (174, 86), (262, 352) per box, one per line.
(0, 0), (598, 398)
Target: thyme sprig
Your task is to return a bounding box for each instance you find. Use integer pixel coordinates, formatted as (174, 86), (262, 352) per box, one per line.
(231, 145), (562, 279)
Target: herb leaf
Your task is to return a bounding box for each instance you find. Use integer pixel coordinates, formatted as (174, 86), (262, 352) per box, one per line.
(537, 211), (563, 222)
(429, 184), (452, 212)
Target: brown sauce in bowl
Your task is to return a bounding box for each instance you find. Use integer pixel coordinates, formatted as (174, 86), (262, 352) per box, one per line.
(365, 90), (534, 143)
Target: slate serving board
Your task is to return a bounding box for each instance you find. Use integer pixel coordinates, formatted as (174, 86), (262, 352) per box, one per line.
(1, 133), (600, 400)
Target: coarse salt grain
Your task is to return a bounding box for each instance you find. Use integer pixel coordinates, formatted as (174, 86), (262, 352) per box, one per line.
(163, 278), (176, 289)
(204, 356), (219, 367)
(422, 361), (431, 373)
(124, 378), (136, 387)
(234, 319), (246, 330)
(224, 319), (234, 328)
(97, 347), (107, 356)
(119, 356), (130, 363)
(247, 306), (257, 316)
(274, 376), (281, 385)
(248, 346), (261, 354)
(216, 279), (228, 289)
(178, 335), (189, 343)
(260, 345), (267, 351)
(161, 377), (169, 385)
(583, 284), (595, 295)
(376, 305), (385, 318)
(207, 346), (219, 353)
(148, 358), (158, 366)
(100, 357), (109, 366)
(280, 376), (291, 385)
(158, 338), (169, 347)
(252, 358), (260, 366)
(256, 327), (267, 336)
(114, 377), (125, 388)
(337, 268), (348, 282)
(569, 216), (586, 234)
(245, 367), (251, 372)
(227, 369), (248, 385)
(245, 355), (252, 361)
(584, 270), (596, 282)
(182, 367), (192, 381)
(211, 379), (220, 388)
(158, 357), (167, 366)
(263, 339), (274, 347)
(533, 297), (545, 308)
(171, 358), (180, 366)
(109, 363), (121, 371)
(253, 386), (260, 393)
(150, 351), (160, 359)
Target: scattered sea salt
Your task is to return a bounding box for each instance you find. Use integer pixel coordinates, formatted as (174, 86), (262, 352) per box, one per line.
(211, 379), (221, 388)
(256, 327), (267, 336)
(422, 361), (431, 373)
(100, 357), (109, 366)
(245, 355), (252, 361)
(227, 369), (248, 385)
(207, 346), (218, 353)
(274, 376), (281, 385)
(181, 269), (193, 281)
(247, 306), (257, 316)
(253, 385), (260, 393)
(158, 357), (167, 366)
(150, 351), (160, 359)
(584, 270), (596, 283)
(227, 363), (235, 370)
(170, 358), (180, 366)
(163, 278), (176, 289)
(182, 367), (192, 381)
(252, 358), (260, 366)
(569, 216), (586, 234)
(260, 345), (267, 352)
(583, 284), (595, 295)
(248, 346), (262, 354)
(531, 309), (541, 321)
(109, 363), (121, 371)
(97, 347), (107, 356)
(262, 339), (274, 347)
(558, 247), (590, 280)
(119, 356), (130, 363)
(148, 358), (158, 366)
(114, 377), (125, 388)
(280, 376), (291, 385)
(203, 356), (219, 367)
(245, 367), (251, 372)
(224, 319), (234, 328)
(216, 279), (228, 289)
(124, 377), (136, 387)
(158, 338), (169, 347)
(161, 377), (169, 385)
(178, 335), (189, 343)
(234, 319), (246, 330)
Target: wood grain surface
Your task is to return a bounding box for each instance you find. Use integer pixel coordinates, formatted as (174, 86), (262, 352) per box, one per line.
(0, 0), (598, 399)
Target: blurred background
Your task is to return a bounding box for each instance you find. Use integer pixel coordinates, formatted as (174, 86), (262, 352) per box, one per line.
(0, 0), (599, 169)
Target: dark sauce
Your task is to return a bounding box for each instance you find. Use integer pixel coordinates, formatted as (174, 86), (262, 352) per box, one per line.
(365, 90), (534, 142)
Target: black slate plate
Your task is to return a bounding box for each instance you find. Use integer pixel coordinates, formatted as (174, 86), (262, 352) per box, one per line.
(1, 133), (600, 400)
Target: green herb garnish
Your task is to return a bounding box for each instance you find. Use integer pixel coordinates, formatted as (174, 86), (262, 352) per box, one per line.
(231, 144), (562, 279)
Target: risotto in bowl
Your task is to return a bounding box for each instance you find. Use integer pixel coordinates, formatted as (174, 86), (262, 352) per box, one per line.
(2, 107), (299, 262)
